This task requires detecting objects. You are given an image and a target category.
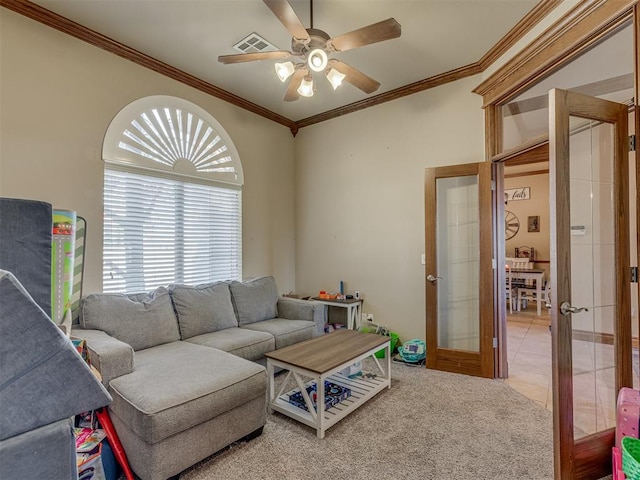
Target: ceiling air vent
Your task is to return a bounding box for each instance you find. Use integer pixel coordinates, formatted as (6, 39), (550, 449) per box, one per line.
(233, 33), (278, 54)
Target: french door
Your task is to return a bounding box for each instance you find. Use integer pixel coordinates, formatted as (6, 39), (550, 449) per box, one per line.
(549, 89), (632, 479)
(424, 162), (495, 378)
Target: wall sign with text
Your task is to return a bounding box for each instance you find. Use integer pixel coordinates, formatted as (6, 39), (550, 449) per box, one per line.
(504, 187), (530, 202)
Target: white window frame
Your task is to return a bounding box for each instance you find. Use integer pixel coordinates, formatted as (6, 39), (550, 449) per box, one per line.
(102, 96), (243, 293)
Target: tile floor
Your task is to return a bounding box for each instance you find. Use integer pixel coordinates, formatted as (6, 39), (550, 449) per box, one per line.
(503, 302), (638, 438)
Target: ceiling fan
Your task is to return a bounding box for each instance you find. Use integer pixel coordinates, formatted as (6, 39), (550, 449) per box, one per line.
(218, 0), (401, 101)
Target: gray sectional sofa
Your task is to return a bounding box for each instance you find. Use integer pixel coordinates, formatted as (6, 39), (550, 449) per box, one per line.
(73, 276), (324, 480)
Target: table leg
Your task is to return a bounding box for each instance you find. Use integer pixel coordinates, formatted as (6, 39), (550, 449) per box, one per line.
(317, 375), (325, 439)
(346, 305), (354, 330)
(386, 344), (391, 389)
(267, 361), (275, 414)
(536, 280), (542, 316)
(347, 303), (362, 330)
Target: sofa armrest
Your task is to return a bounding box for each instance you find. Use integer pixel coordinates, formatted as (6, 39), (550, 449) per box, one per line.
(71, 328), (134, 388)
(277, 297), (325, 336)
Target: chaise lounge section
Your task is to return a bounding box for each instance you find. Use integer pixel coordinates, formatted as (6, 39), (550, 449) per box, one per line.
(73, 276), (323, 480)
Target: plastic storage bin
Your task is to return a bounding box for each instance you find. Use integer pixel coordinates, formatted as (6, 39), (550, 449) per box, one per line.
(617, 387), (640, 447)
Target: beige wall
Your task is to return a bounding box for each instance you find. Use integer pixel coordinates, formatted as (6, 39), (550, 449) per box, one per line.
(0, 9), (486, 343)
(0, 10), (297, 295)
(294, 77), (486, 341)
(504, 173), (550, 277)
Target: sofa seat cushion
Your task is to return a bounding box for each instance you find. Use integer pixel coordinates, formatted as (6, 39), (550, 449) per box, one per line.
(240, 319), (315, 349)
(108, 342), (265, 444)
(229, 276), (278, 326)
(169, 282), (237, 339)
(185, 328), (274, 361)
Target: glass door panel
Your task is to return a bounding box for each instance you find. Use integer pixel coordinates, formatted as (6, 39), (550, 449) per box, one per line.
(436, 175), (480, 352)
(568, 118), (617, 439)
(425, 162), (493, 378)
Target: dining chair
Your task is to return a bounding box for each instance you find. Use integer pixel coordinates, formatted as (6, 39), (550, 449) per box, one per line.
(505, 261), (518, 314)
(518, 277), (550, 312)
(505, 257), (532, 294)
(509, 257), (533, 269)
(515, 246), (535, 262)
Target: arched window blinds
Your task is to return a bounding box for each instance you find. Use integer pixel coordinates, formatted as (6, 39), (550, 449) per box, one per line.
(102, 96), (243, 293)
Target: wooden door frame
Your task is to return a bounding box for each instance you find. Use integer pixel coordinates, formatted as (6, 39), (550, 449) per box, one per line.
(493, 161), (507, 378)
(549, 88), (631, 480)
(424, 162), (494, 378)
(480, 3), (638, 478)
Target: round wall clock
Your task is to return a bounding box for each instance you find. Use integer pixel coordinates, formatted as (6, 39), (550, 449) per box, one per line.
(505, 210), (520, 240)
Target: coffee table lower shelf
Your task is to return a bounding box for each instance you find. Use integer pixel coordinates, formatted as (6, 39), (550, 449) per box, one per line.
(272, 372), (388, 432)
(269, 366), (390, 438)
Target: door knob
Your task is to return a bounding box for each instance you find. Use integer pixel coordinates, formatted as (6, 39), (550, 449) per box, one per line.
(426, 274), (442, 283)
(560, 302), (589, 316)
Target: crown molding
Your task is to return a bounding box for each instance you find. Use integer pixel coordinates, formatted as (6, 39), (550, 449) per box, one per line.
(295, 0), (552, 130)
(2, 0), (553, 135)
(0, 0), (299, 132)
(478, 0), (563, 70)
(474, 0), (637, 107)
(295, 63), (483, 129)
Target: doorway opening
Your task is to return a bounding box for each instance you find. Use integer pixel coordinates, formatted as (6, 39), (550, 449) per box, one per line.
(501, 157), (554, 410)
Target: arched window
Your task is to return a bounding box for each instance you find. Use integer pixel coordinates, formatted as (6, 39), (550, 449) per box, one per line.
(102, 95), (243, 293)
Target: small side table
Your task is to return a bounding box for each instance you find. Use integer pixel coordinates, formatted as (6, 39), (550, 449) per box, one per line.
(311, 297), (363, 330)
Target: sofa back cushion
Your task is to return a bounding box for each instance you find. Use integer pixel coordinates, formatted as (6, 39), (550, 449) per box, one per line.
(79, 287), (180, 351)
(168, 282), (237, 339)
(229, 276), (278, 326)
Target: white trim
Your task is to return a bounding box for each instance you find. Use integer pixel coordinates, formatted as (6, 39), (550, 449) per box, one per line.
(103, 95), (244, 186)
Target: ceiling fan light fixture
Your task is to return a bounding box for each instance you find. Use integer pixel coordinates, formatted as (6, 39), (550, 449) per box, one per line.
(275, 61), (295, 82)
(297, 75), (314, 97)
(307, 48), (328, 72)
(326, 68), (346, 90)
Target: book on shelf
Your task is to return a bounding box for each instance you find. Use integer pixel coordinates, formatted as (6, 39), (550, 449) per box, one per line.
(288, 381), (351, 411)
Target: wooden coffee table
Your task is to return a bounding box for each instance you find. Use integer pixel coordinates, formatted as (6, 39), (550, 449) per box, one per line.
(265, 329), (391, 438)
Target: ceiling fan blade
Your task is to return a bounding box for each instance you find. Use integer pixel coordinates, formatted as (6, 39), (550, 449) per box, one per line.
(263, 0), (310, 42)
(283, 68), (308, 102)
(218, 50), (292, 64)
(329, 60), (380, 94)
(329, 18), (401, 52)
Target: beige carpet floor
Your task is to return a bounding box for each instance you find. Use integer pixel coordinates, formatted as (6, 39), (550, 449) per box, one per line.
(179, 359), (555, 480)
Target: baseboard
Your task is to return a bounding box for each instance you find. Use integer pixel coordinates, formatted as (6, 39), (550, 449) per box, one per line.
(572, 329), (639, 349)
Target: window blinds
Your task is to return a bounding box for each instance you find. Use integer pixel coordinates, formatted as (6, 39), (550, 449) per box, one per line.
(103, 168), (241, 293)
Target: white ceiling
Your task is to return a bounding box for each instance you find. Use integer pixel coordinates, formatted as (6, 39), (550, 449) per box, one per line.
(30, 0), (539, 122)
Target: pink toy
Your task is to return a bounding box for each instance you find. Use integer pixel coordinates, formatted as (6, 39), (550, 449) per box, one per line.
(613, 447), (625, 480)
(617, 387), (640, 448)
